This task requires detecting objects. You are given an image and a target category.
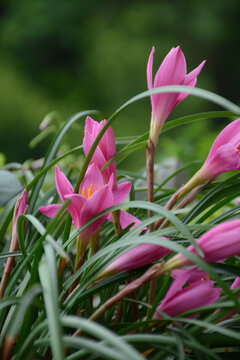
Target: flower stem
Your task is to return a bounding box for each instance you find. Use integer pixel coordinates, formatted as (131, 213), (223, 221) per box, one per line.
(112, 210), (122, 235)
(69, 235), (87, 294)
(146, 138), (155, 231)
(73, 262), (165, 336)
(89, 231), (100, 256)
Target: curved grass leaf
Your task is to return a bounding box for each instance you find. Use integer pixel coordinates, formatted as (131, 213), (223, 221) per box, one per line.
(39, 244), (65, 360)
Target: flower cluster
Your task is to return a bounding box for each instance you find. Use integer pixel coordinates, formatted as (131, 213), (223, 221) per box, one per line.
(38, 45), (240, 322)
(39, 117), (143, 243)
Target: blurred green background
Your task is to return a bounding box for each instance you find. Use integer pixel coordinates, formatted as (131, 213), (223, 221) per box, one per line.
(0, 0), (239, 171)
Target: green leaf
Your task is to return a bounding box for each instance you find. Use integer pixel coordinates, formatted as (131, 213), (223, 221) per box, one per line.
(38, 244), (65, 360)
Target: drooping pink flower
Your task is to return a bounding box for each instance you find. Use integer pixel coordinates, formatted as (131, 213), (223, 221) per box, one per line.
(163, 220), (240, 271)
(98, 240), (171, 278)
(154, 267), (221, 318)
(147, 46), (205, 145)
(83, 116), (142, 230)
(39, 164), (113, 242)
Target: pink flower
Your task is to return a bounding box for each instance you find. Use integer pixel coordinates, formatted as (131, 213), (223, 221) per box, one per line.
(83, 116), (142, 230)
(221, 277), (240, 320)
(11, 189), (28, 247)
(163, 220), (240, 271)
(0, 189), (28, 298)
(83, 116), (117, 186)
(154, 267), (221, 318)
(98, 240), (171, 278)
(39, 164), (113, 242)
(147, 46), (205, 145)
(195, 118), (240, 181)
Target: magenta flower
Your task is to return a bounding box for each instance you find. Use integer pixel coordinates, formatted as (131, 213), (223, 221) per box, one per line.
(163, 220), (240, 271)
(154, 267), (221, 318)
(220, 277), (240, 320)
(0, 189), (28, 297)
(39, 164), (113, 242)
(11, 189), (28, 248)
(147, 46), (205, 145)
(98, 240), (171, 278)
(195, 118), (240, 181)
(83, 116), (142, 230)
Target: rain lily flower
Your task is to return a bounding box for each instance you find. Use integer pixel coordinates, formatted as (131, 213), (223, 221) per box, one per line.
(154, 267), (221, 319)
(11, 189), (28, 246)
(0, 189), (28, 298)
(147, 46), (205, 145)
(162, 220), (240, 272)
(83, 116), (118, 185)
(154, 267), (221, 318)
(39, 164), (113, 243)
(98, 240), (171, 279)
(220, 277), (240, 320)
(181, 118), (240, 198)
(83, 116), (142, 230)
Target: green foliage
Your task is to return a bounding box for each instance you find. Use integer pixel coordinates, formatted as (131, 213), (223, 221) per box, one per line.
(1, 80), (240, 359)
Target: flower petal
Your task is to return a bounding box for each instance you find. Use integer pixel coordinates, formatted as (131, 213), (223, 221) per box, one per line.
(200, 143), (240, 180)
(108, 242), (171, 273)
(64, 194), (86, 228)
(39, 204), (62, 218)
(156, 280), (221, 318)
(206, 118), (240, 160)
(55, 166), (74, 202)
(147, 46), (154, 91)
(79, 163), (104, 195)
(177, 60), (206, 103)
(112, 182), (132, 205)
(154, 46), (186, 88)
(79, 185), (113, 239)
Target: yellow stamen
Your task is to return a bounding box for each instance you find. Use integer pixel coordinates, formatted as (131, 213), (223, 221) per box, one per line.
(87, 184), (93, 199)
(97, 186), (100, 190)
(81, 187), (86, 197)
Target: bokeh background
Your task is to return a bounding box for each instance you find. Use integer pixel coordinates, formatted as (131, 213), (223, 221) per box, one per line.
(0, 0), (239, 171)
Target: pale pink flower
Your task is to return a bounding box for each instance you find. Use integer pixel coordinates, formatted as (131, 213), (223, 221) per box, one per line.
(39, 164), (113, 242)
(154, 267), (221, 318)
(147, 46), (205, 145)
(83, 116), (143, 230)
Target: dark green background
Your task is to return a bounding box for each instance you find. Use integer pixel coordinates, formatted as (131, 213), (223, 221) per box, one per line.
(0, 0), (239, 170)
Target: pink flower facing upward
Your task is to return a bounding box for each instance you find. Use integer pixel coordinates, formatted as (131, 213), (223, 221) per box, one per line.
(83, 116), (142, 230)
(39, 164), (113, 243)
(162, 220), (240, 273)
(147, 46), (205, 145)
(98, 240), (171, 279)
(154, 267), (221, 318)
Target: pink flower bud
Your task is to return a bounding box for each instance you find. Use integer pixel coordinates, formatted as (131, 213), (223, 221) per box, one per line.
(163, 220), (240, 272)
(98, 240), (171, 278)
